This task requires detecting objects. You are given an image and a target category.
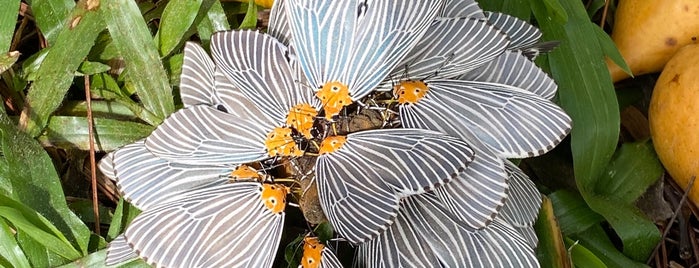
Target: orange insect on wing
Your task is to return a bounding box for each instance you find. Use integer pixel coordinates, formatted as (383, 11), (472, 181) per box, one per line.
(316, 81), (352, 119)
(318, 136), (347, 155)
(395, 80), (429, 104)
(260, 184), (287, 214)
(265, 127), (303, 157)
(301, 237), (324, 268)
(287, 103), (318, 139)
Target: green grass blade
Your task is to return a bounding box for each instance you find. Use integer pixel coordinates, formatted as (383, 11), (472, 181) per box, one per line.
(29, 0), (75, 44)
(0, 219), (31, 268)
(0, 0), (20, 52)
(0, 195), (81, 260)
(19, 1), (104, 137)
(102, 0), (174, 122)
(532, 0), (620, 192)
(534, 197), (569, 268)
(595, 141), (662, 203)
(38, 116), (153, 151)
(0, 108), (91, 255)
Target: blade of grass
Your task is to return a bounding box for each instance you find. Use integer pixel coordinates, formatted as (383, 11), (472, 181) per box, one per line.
(102, 0), (174, 122)
(0, 219), (31, 268)
(19, 0), (104, 137)
(534, 197), (569, 268)
(29, 0), (75, 44)
(0, 0), (20, 52)
(0, 195), (81, 260)
(38, 116), (154, 151)
(0, 105), (91, 255)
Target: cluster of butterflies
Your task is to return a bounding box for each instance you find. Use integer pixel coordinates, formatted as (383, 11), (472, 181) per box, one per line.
(99, 0), (572, 267)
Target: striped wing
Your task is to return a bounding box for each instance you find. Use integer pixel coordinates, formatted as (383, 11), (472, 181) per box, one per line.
(269, 0), (291, 45)
(180, 42), (219, 108)
(288, 0), (442, 100)
(105, 235), (139, 266)
(355, 207), (442, 267)
(320, 248), (343, 268)
(441, 0), (484, 18)
(398, 98), (509, 228)
(500, 160), (542, 247)
(435, 142), (508, 229)
(212, 30), (311, 123)
(356, 193), (540, 268)
(123, 182), (284, 268)
(390, 17), (509, 82)
(458, 50), (558, 100)
(145, 105), (271, 165)
(213, 69), (270, 120)
(485, 12), (542, 51)
(401, 80), (571, 158)
(111, 140), (229, 211)
(98, 150), (117, 181)
(315, 128), (474, 244)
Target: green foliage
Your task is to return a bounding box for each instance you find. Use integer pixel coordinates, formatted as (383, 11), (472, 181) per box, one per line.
(0, 0), (673, 266)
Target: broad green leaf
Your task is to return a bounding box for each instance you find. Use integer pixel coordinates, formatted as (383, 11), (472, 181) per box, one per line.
(106, 199), (140, 241)
(158, 0), (215, 57)
(572, 225), (650, 268)
(0, 107), (91, 254)
(29, 0), (75, 44)
(283, 234), (305, 268)
(165, 53), (184, 87)
(39, 116), (153, 151)
(534, 197), (569, 268)
(532, 0), (619, 194)
(0, 195), (81, 260)
(19, 0), (105, 137)
(595, 141), (662, 203)
(539, 0), (568, 23)
(565, 238), (607, 268)
(197, 0), (230, 48)
(19, 48), (48, 82)
(0, 219), (31, 268)
(91, 73), (161, 126)
(102, 0), (175, 122)
(584, 196), (660, 261)
(315, 221), (334, 243)
(57, 249), (149, 268)
(159, 0), (203, 56)
(549, 190), (603, 235)
(0, 0), (20, 53)
(58, 100), (138, 119)
(78, 61), (111, 76)
(480, 0), (531, 21)
(16, 231), (49, 268)
(592, 25), (632, 78)
(239, 0), (258, 30)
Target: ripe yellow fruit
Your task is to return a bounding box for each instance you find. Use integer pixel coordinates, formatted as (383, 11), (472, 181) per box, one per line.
(649, 43), (699, 206)
(234, 0), (274, 9)
(607, 0), (699, 83)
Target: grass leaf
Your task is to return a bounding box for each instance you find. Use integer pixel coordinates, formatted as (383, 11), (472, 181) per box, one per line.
(39, 116), (153, 151)
(29, 0), (75, 44)
(0, 107), (91, 255)
(19, 0), (105, 137)
(102, 0), (175, 122)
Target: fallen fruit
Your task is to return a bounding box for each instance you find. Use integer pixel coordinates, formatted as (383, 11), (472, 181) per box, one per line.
(607, 0), (699, 82)
(234, 0), (274, 9)
(649, 43), (699, 206)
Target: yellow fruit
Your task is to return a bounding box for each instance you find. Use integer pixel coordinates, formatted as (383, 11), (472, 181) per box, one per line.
(607, 0), (699, 83)
(235, 0), (274, 9)
(649, 43), (699, 207)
